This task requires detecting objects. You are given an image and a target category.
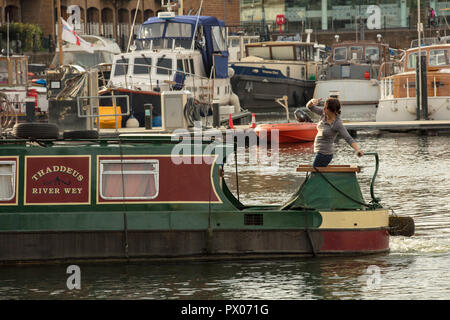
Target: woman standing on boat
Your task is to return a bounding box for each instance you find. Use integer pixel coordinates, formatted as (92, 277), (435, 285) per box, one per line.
(306, 97), (364, 167)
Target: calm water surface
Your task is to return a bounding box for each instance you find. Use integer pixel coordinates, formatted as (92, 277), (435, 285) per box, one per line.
(0, 131), (449, 300)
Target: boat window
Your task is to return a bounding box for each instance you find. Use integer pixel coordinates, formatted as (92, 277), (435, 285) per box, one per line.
(133, 57), (152, 75)
(407, 51), (427, 69)
(100, 160), (159, 200)
(165, 23), (192, 38)
(184, 59), (190, 74)
(272, 46), (294, 60)
(247, 46), (271, 59)
(0, 60), (8, 85)
(211, 26), (226, 52)
(177, 59), (184, 72)
(139, 23), (165, 39)
(0, 161), (16, 201)
(365, 46), (380, 62)
(156, 58), (173, 75)
(189, 59), (195, 75)
(334, 47), (347, 61)
(114, 58), (129, 76)
(349, 46), (363, 60)
(10, 60), (17, 85)
(429, 49), (450, 66)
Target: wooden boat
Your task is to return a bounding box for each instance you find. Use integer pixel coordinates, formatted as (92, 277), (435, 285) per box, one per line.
(254, 122), (317, 143)
(313, 36), (392, 121)
(377, 38), (450, 121)
(0, 124), (414, 264)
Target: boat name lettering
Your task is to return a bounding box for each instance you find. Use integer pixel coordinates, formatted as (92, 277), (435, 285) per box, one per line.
(31, 166), (84, 182)
(32, 188), (83, 195)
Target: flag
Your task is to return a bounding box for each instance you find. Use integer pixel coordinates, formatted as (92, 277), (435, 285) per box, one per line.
(60, 17), (94, 53)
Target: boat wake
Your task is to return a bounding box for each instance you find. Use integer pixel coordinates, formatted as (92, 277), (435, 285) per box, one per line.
(390, 236), (450, 254)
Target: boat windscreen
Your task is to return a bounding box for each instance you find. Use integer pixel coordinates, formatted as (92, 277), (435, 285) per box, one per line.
(211, 26), (227, 52)
(139, 23), (165, 39)
(165, 22), (192, 38)
(52, 51), (113, 68)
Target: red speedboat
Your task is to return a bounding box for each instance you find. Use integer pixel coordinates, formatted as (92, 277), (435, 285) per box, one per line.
(255, 122), (318, 143)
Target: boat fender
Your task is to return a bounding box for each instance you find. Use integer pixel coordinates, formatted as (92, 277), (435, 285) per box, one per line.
(389, 216), (415, 237)
(13, 122), (59, 139)
(230, 93), (241, 113)
(126, 115), (140, 128)
(228, 67), (235, 78)
(406, 103), (417, 115)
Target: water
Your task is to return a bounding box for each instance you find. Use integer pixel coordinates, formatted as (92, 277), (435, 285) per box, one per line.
(0, 133), (449, 300)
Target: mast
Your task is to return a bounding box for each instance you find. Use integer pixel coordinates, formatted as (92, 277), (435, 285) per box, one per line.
(127, 0), (141, 52)
(56, 0), (63, 66)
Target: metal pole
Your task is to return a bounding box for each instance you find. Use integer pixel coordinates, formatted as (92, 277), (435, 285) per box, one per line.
(418, 0), (422, 120)
(57, 0), (63, 66)
(127, 0), (140, 52)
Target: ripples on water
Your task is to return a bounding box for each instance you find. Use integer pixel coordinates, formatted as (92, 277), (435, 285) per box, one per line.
(0, 133), (449, 300)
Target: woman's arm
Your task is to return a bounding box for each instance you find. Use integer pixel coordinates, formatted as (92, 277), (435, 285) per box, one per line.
(306, 98), (324, 115)
(334, 119), (364, 157)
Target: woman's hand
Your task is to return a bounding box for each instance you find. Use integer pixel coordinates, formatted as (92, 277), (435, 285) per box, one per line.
(356, 150), (364, 157)
(307, 98), (322, 108)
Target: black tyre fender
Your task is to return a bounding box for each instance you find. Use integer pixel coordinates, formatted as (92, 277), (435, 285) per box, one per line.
(13, 122), (59, 139)
(63, 130), (99, 139)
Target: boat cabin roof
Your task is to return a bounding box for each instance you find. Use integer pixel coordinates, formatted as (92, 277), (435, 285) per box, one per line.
(244, 41), (316, 61)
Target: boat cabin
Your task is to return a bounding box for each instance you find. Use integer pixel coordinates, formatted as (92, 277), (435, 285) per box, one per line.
(108, 15), (232, 105)
(51, 35), (121, 69)
(0, 55), (28, 87)
(325, 40), (390, 80)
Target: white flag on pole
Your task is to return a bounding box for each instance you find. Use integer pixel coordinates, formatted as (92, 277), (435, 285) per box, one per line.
(60, 17), (94, 53)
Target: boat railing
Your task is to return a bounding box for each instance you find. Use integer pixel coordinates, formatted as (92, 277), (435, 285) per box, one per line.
(111, 61), (214, 105)
(76, 94), (130, 131)
(378, 61), (403, 80)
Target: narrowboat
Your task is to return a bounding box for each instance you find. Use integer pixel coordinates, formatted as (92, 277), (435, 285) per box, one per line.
(0, 123), (414, 264)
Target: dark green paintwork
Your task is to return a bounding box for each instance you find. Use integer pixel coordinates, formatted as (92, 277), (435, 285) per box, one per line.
(0, 138), (323, 232)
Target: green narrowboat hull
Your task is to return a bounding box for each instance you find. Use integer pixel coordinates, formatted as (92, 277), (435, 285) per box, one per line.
(0, 135), (404, 264)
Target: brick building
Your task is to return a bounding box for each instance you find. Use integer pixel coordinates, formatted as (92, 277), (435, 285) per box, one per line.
(0, 0), (241, 46)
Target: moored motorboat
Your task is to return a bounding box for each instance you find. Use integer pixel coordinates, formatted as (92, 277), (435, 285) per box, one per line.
(255, 122), (317, 143)
(103, 7), (244, 128)
(230, 31), (325, 112)
(314, 35), (394, 121)
(377, 37), (450, 121)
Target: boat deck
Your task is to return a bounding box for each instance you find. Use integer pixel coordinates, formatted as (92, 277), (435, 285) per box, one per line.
(343, 120), (450, 133)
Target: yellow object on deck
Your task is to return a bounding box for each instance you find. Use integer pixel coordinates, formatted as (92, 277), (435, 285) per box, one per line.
(98, 106), (122, 129)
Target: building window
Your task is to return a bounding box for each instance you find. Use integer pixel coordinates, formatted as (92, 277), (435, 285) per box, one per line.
(0, 161), (16, 201)
(100, 160), (159, 200)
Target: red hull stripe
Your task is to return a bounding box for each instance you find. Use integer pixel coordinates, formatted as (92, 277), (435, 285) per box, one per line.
(320, 229), (389, 252)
